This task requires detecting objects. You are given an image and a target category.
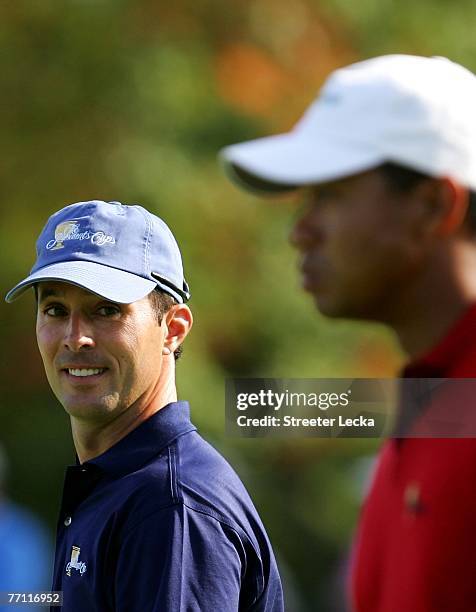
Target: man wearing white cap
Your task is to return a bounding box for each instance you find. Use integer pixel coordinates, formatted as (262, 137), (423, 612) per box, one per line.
(5, 200), (284, 611)
(221, 55), (476, 611)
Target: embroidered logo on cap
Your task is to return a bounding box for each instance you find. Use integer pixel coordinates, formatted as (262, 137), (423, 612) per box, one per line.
(46, 218), (115, 251)
(66, 545), (87, 577)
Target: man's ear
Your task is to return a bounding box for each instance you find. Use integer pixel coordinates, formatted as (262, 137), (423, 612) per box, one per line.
(416, 177), (469, 239)
(162, 304), (193, 354)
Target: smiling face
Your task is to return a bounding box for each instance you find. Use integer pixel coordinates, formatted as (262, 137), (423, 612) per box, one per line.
(290, 168), (427, 322)
(36, 282), (169, 424)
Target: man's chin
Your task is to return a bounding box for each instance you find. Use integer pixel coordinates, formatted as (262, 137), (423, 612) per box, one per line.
(311, 293), (342, 318)
(312, 294), (362, 320)
(59, 395), (119, 421)
(314, 296), (386, 324)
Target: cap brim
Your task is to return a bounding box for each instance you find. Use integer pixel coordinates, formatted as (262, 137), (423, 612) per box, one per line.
(220, 131), (385, 194)
(5, 261), (157, 304)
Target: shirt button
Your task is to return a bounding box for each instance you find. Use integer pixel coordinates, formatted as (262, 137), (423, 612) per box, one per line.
(405, 483), (423, 513)
(64, 516), (72, 526)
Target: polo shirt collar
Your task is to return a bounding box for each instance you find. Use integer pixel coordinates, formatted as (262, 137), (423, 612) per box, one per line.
(84, 401), (196, 477)
(403, 303), (476, 377)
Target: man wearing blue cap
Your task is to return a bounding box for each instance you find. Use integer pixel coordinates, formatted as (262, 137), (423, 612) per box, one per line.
(221, 55), (476, 611)
(6, 200), (283, 611)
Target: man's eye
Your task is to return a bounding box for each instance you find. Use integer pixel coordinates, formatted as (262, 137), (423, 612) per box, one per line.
(301, 187), (337, 212)
(97, 305), (121, 317)
(314, 187), (339, 202)
(44, 305), (67, 317)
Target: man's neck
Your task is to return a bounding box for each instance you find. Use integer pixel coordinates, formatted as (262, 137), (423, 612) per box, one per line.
(393, 294), (469, 361)
(391, 242), (476, 360)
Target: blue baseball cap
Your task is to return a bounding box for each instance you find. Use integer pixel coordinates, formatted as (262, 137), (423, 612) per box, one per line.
(5, 200), (191, 304)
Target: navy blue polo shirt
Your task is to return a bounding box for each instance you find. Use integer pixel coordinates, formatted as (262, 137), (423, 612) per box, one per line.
(52, 402), (283, 611)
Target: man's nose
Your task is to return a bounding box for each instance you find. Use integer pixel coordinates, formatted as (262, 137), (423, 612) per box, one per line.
(63, 313), (95, 352)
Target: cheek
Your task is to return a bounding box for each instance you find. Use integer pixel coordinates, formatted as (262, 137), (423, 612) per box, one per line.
(35, 325), (63, 392)
(328, 218), (372, 267)
(328, 220), (402, 291)
(36, 323), (58, 365)
(337, 208), (405, 259)
(114, 323), (164, 383)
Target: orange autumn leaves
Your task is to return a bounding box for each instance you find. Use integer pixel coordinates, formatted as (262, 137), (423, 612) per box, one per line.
(215, 16), (355, 129)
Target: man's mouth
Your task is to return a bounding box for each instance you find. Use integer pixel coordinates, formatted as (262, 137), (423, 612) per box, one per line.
(64, 368), (107, 378)
(300, 259), (317, 282)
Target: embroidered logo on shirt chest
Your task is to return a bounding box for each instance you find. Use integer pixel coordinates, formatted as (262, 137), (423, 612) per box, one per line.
(66, 545), (87, 576)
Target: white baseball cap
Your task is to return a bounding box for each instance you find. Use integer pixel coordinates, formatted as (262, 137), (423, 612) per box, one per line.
(220, 54), (476, 193)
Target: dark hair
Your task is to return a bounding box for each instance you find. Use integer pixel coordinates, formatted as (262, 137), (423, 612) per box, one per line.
(377, 162), (476, 235)
(377, 162), (430, 192)
(148, 290), (183, 360)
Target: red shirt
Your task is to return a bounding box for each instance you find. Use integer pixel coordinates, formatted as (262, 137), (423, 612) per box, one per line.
(351, 304), (476, 612)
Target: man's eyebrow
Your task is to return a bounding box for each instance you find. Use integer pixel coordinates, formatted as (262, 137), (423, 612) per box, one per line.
(37, 287), (64, 302)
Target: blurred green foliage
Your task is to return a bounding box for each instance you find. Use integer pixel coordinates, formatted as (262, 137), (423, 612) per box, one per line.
(1, 1), (472, 609)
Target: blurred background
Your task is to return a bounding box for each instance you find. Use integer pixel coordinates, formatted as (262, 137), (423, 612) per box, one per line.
(1, 1), (475, 609)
